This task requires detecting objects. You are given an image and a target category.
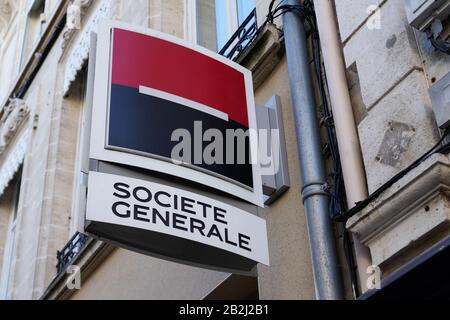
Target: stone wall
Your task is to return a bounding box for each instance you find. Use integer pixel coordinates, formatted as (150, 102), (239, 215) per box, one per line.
(337, 0), (450, 277)
(336, 0), (442, 193)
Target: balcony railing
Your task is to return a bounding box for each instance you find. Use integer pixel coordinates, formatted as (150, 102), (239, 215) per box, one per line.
(56, 232), (90, 274)
(219, 9), (258, 61)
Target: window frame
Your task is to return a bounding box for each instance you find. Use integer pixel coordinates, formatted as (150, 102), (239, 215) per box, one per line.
(19, 0), (47, 68)
(185, 0), (252, 52)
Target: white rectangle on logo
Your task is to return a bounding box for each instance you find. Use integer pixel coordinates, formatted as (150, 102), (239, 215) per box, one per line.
(86, 172), (270, 265)
(139, 86), (230, 121)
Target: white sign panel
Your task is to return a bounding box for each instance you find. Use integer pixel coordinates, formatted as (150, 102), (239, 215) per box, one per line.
(90, 20), (264, 207)
(86, 172), (270, 266)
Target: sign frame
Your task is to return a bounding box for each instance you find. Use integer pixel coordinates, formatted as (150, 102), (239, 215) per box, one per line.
(90, 20), (264, 207)
(85, 170), (270, 273)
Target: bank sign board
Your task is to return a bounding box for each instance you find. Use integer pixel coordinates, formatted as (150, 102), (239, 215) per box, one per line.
(86, 172), (269, 270)
(86, 21), (268, 272)
(90, 21), (263, 207)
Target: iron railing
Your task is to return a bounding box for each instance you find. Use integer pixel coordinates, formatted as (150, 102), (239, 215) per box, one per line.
(219, 9), (258, 61)
(56, 232), (90, 274)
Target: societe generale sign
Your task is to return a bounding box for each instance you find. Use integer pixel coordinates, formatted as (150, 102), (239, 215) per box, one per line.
(85, 21), (269, 272)
(86, 172), (269, 270)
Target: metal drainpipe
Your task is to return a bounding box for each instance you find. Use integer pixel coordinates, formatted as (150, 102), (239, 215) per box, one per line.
(283, 0), (344, 300)
(312, 0), (372, 294)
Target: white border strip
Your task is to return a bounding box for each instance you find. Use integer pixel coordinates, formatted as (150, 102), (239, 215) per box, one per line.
(139, 86), (229, 122)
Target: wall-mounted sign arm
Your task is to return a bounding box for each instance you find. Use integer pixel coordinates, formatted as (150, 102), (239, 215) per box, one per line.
(256, 95), (290, 206)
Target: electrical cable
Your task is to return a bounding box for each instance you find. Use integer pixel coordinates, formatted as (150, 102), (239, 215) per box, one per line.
(254, 0), (363, 296)
(261, 0), (360, 296)
(343, 228), (359, 297)
(344, 130), (450, 221)
(427, 19), (450, 56)
(305, 0), (360, 296)
(430, 36), (450, 55)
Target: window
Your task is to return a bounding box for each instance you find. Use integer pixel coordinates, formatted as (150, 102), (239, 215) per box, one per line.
(20, 0), (46, 67)
(0, 169), (22, 300)
(190, 0), (256, 52)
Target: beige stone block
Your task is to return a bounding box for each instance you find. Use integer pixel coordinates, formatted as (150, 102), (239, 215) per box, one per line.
(347, 154), (450, 272)
(121, 0), (150, 27)
(161, 0), (185, 39)
(343, 0), (423, 109)
(358, 70), (439, 193)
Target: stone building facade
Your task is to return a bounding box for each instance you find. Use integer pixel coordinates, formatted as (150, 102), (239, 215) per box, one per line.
(338, 0), (450, 277)
(0, 0), (448, 300)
